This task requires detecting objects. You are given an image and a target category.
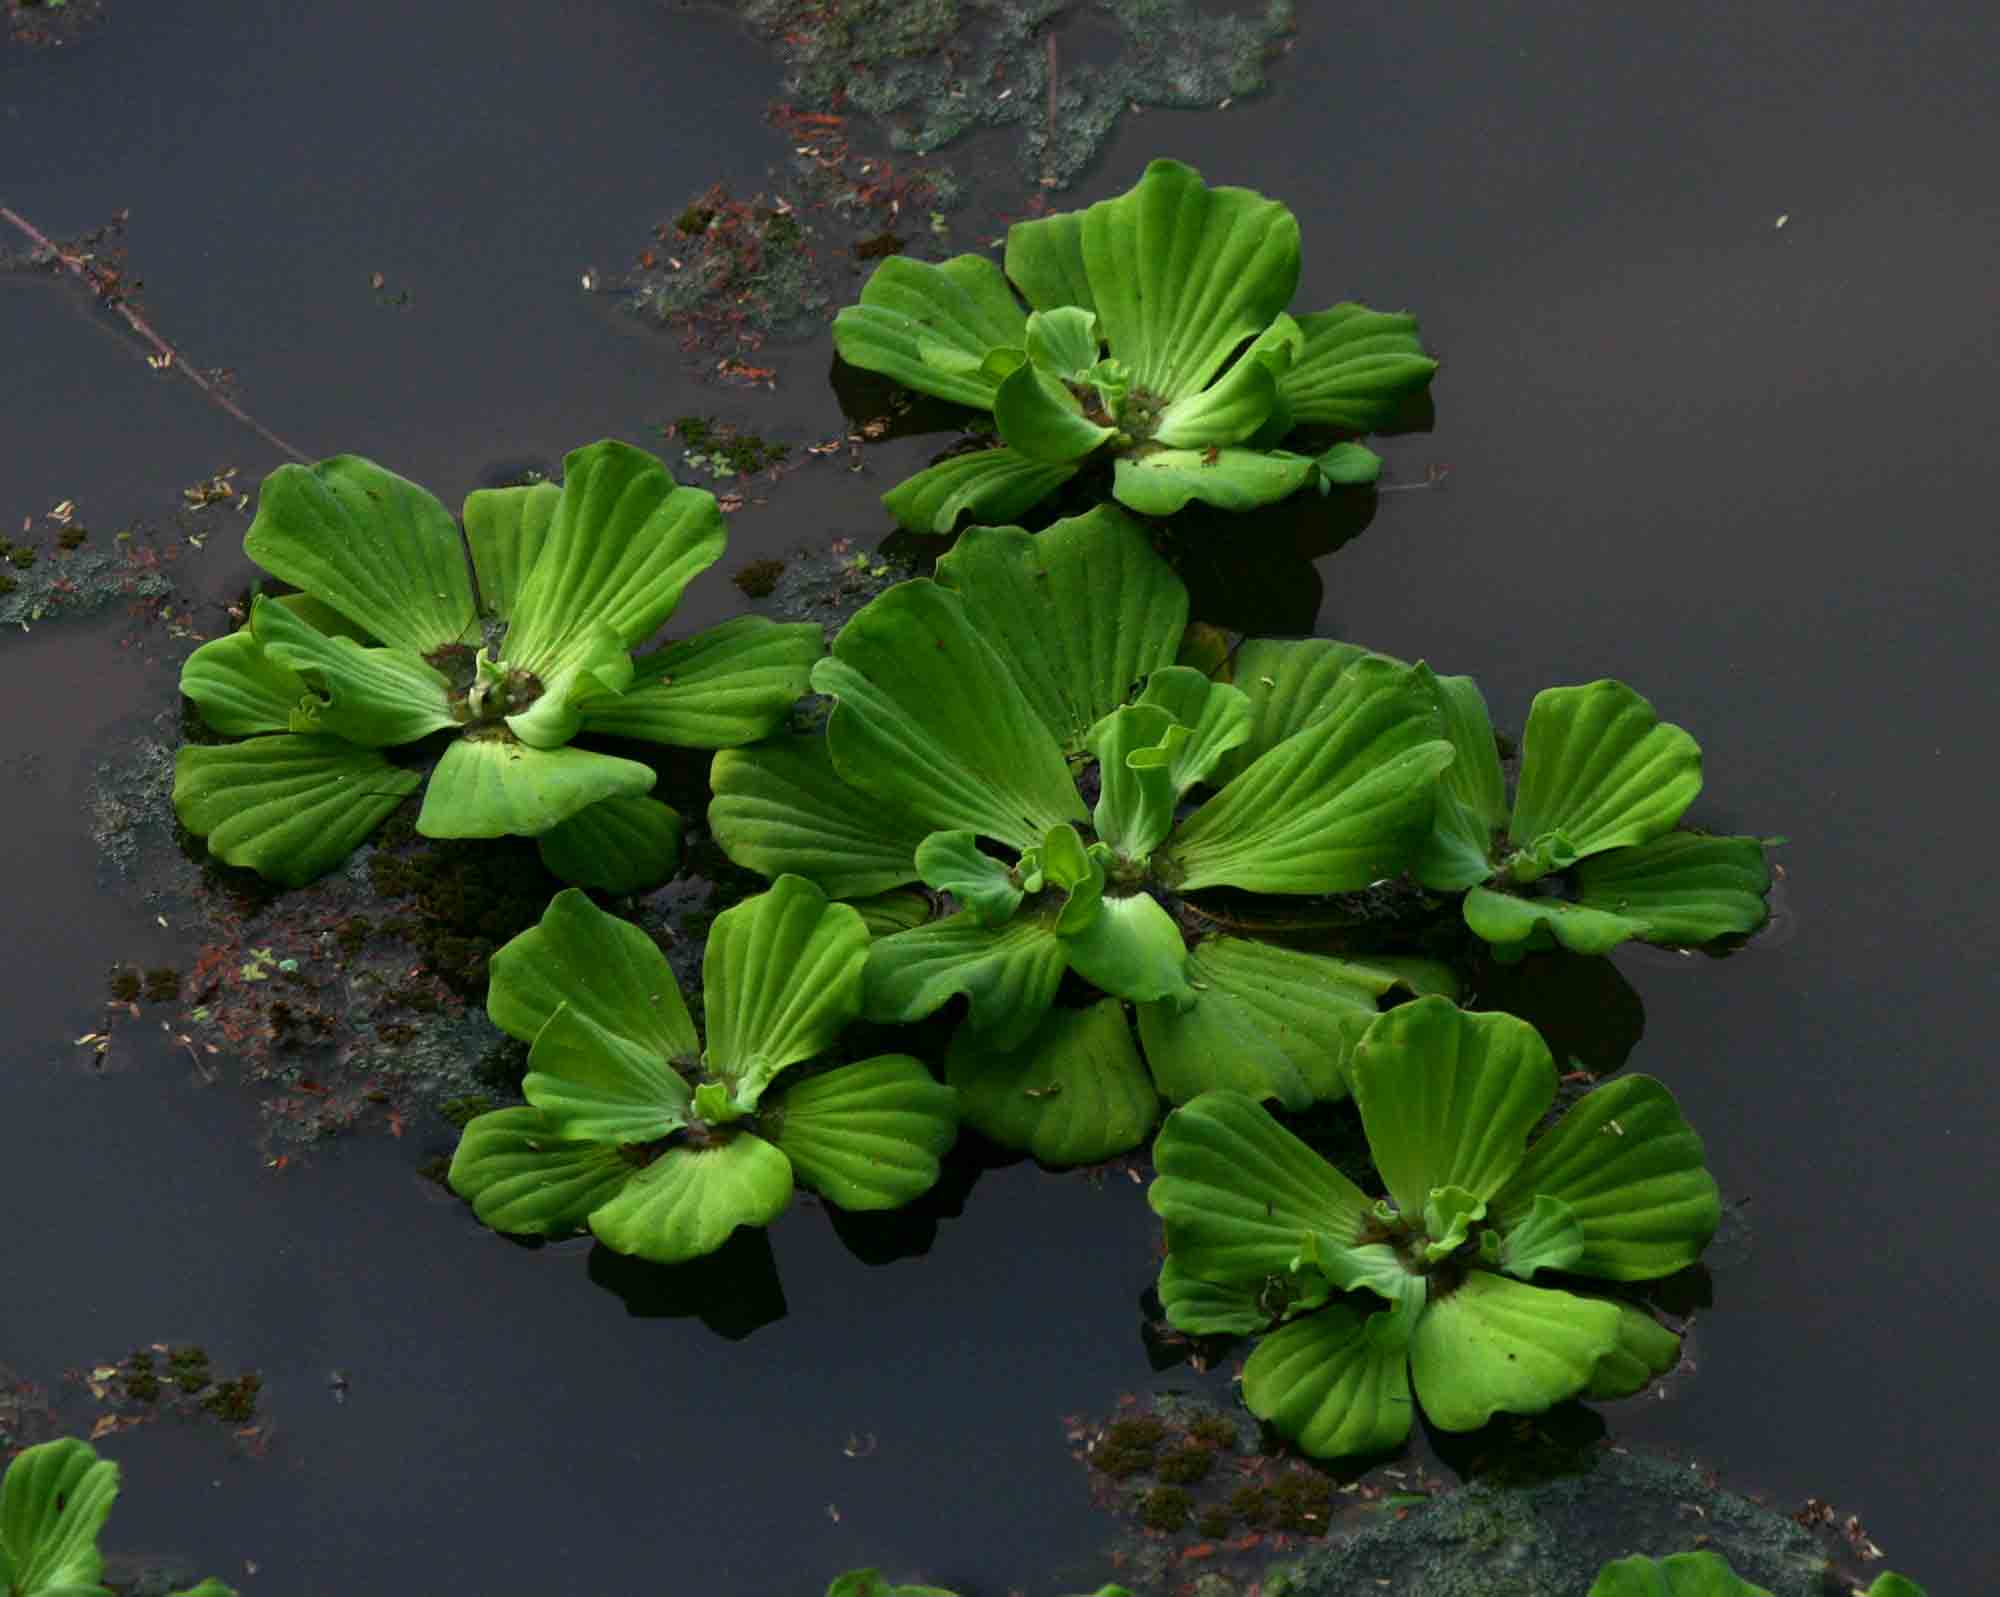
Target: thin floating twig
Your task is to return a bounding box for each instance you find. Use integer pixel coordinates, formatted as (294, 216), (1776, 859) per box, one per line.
(1, 202), (311, 464)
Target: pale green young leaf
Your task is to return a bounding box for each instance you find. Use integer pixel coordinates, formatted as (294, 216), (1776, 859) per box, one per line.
(882, 448), (1083, 535)
(1060, 890), (1192, 1005)
(587, 1132), (794, 1264)
(933, 509), (1187, 754)
(502, 624), (633, 749)
(582, 616), (820, 748)
(1134, 667), (1253, 793)
(174, 736), (422, 886)
(832, 252), (1029, 409)
(1509, 680), (1702, 866)
(243, 454), (478, 653)
(1024, 305), (1102, 376)
(1409, 1271), (1624, 1431)
(1492, 1073), (1721, 1281)
(1152, 317), (1296, 447)
(945, 998), (1158, 1165)
(702, 876), (869, 1107)
(768, 1054), (958, 1210)
(813, 579), (1084, 850)
(1086, 704), (1180, 862)
(534, 794), (683, 892)
(463, 480), (560, 620)
(992, 360), (1116, 462)
(916, 830), (1024, 926)
(864, 912), (1068, 1049)
(1004, 158), (1300, 399)
(417, 734), (654, 838)
(1349, 999), (1553, 1217)
(709, 735), (929, 897)
(503, 440), (726, 678)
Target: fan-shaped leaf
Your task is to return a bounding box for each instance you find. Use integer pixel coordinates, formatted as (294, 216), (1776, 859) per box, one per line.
(769, 1055), (958, 1209)
(882, 446), (1083, 535)
(486, 886), (698, 1055)
(417, 733), (654, 838)
(992, 361), (1115, 463)
(522, 1001), (692, 1144)
(1024, 305), (1102, 377)
(179, 628), (308, 737)
(1156, 1256), (1268, 1336)
(249, 594), (456, 746)
(1509, 681), (1702, 868)
(1241, 1302), (1417, 1457)
(1134, 667), (1253, 793)
(587, 1131), (795, 1264)
(1585, 1301), (1683, 1401)
(832, 253), (1029, 410)
(1570, 832), (1772, 946)
(1279, 303), (1438, 430)
(1464, 884), (1649, 958)
(945, 999), (1157, 1165)
(1414, 666), (1508, 891)
(534, 794), (683, 892)
(463, 480), (560, 620)
(1214, 637), (1372, 784)
(710, 735), (930, 897)
(1113, 446), (1319, 515)
(1060, 889), (1193, 1005)
(0, 1438), (120, 1595)
(865, 912), (1068, 1049)
(1086, 705), (1180, 862)
(583, 616), (820, 748)
(916, 831), (1024, 926)
(174, 736), (422, 886)
(1409, 1271), (1623, 1431)
(1589, 1551), (1775, 1597)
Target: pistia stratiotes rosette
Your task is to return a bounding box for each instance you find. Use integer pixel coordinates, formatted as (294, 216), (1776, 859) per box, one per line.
(1149, 999), (1717, 1459)
(832, 158), (1437, 533)
(709, 505), (1459, 1166)
(447, 879), (959, 1265)
(173, 440), (820, 891)
(1409, 671), (1774, 959)
(0, 1438), (234, 1597)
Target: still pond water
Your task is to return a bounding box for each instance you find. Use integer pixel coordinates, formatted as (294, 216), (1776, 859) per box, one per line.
(5, 2), (1997, 1592)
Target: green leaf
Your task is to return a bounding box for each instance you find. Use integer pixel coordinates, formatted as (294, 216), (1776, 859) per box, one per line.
(1166, 656), (1452, 894)
(1588, 1551), (1775, 1597)
(486, 883), (698, 1051)
(463, 480), (560, 620)
(1004, 158), (1300, 400)
(582, 616), (821, 748)
(180, 628), (309, 736)
(503, 440), (726, 679)
(1024, 305), (1102, 376)
(243, 454), (478, 653)
(501, 623), (633, 749)
(167, 1581), (239, 1597)
(1086, 704), (1180, 861)
(1134, 667), (1253, 793)
(174, 736), (422, 886)
(1060, 890), (1193, 1004)
(1408, 1271), (1624, 1431)
(1279, 303), (1439, 431)
(1349, 999), (1551, 1217)
(1150, 1090), (1374, 1286)
(864, 912), (1068, 1049)
(1152, 332), (1286, 448)
(1155, 1256), (1268, 1335)
(848, 888), (936, 937)
(882, 447), (1083, 535)
(1041, 823), (1104, 932)
(587, 1131), (795, 1264)
(1113, 446), (1319, 516)
(1492, 1074), (1721, 1281)
(833, 252), (1029, 410)
(703, 876), (869, 1108)
(933, 509), (1187, 754)
(271, 590), (373, 643)
(992, 360), (1115, 463)
(248, 594), (456, 746)
(1495, 1193), (1586, 1280)
(1214, 637), (1372, 785)
(1241, 1302), (1417, 1457)
(1859, 1577), (1928, 1597)
(945, 999), (1158, 1164)
(1570, 832), (1773, 946)
(709, 734), (930, 897)
(1316, 441), (1383, 485)
(0, 1438), (120, 1595)
(768, 1054), (958, 1209)
(522, 1001), (693, 1144)
(1464, 884), (1649, 957)
(1509, 681), (1702, 869)
(1138, 938), (1393, 1107)
(1585, 1301), (1683, 1401)
(1414, 666), (1508, 891)
(814, 579), (1085, 851)
(916, 830), (1023, 926)
(826, 1570), (962, 1597)
(417, 733), (654, 838)
(1421, 1185), (1489, 1261)
(534, 795), (683, 892)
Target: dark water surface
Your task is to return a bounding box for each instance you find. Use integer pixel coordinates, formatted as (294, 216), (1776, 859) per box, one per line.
(6, 2), (1997, 1593)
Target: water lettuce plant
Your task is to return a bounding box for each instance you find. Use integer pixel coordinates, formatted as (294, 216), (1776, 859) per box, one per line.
(711, 506), (1458, 1165)
(1149, 999), (1717, 1457)
(1591, 1553), (1925, 1597)
(1408, 673), (1773, 959)
(447, 878), (959, 1264)
(0, 1438), (233, 1596)
(833, 159), (1437, 532)
(174, 439), (820, 890)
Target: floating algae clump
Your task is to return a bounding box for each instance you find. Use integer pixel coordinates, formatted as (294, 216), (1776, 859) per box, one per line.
(737, 0), (1297, 187)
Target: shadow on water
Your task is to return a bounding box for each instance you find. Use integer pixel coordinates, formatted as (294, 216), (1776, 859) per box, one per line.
(588, 1229), (790, 1339)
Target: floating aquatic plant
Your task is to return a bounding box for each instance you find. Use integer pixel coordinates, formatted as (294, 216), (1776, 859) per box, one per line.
(0, 1437), (233, 1597)
(833, 159), (1436, 532)
(711, 505), (1457, 1164)
(448, 878), (959, 1265)
(1591, 1552), (1925, 1597)
(827, 1574), (1130, 1597)
(174, 440), (820, 891)
(1410, 672), (1774, 958)
(1149, 999), (1716, 1458)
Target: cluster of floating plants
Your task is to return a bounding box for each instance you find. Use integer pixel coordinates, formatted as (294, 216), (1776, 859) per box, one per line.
(139, 158), (1867, 1588)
